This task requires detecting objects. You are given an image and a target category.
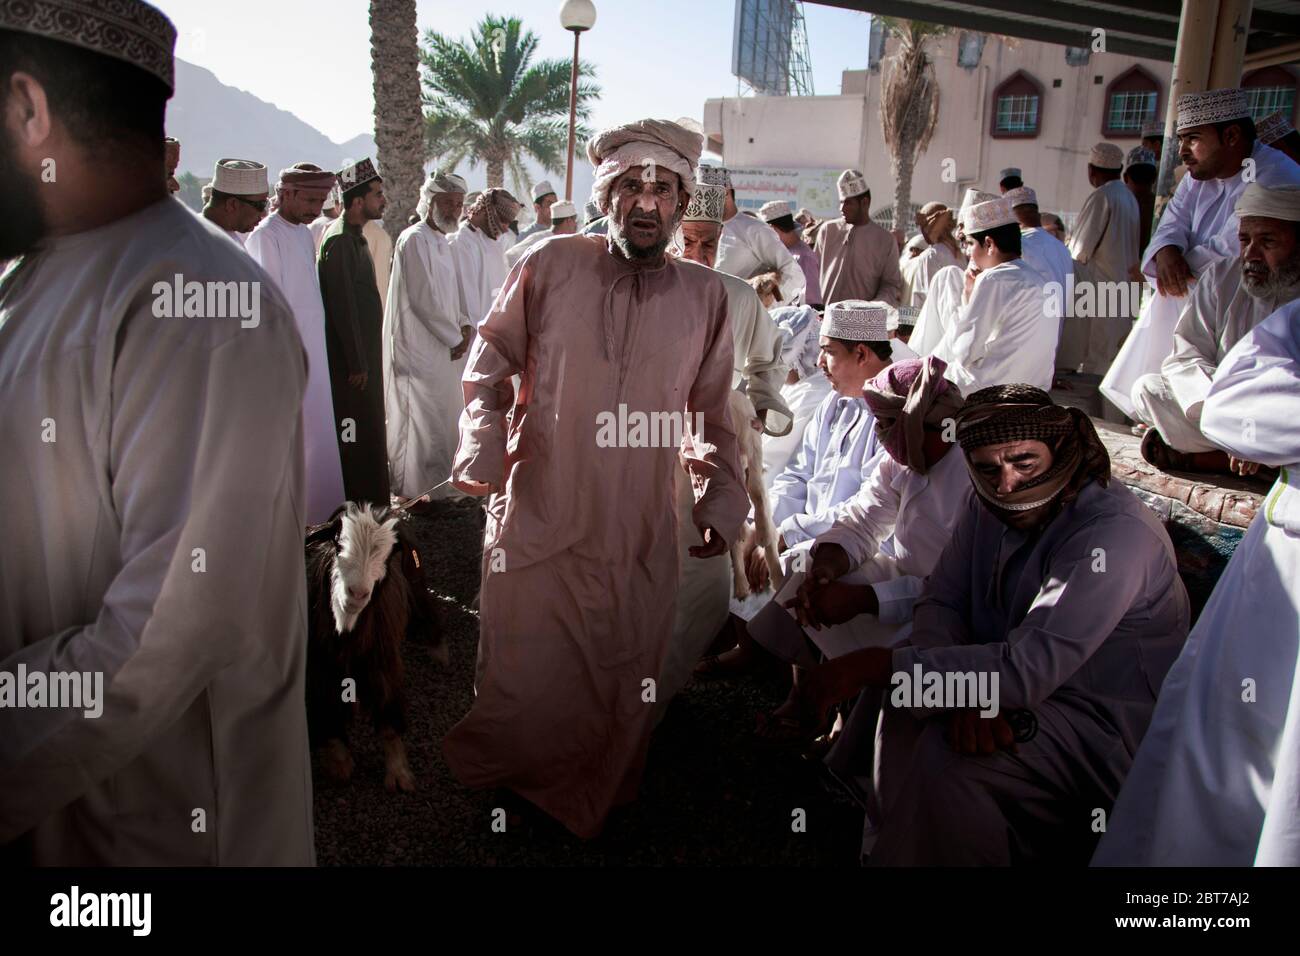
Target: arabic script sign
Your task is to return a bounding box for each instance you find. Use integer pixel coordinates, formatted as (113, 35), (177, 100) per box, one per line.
(728, 166), (844, 220)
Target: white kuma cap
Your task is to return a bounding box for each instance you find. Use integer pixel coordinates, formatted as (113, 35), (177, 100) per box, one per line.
(823, 300), (889, 341)
(211, 158), (268, 195)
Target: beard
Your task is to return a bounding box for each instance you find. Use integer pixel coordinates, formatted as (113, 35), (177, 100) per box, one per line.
(1242, 254), (1300, 299)
(609, 207), (676, 262)
(0, 122), (49, 260)
(433, 210), (460, 234)
(276, 193), (317, 226)
(612, 230), (669, 261)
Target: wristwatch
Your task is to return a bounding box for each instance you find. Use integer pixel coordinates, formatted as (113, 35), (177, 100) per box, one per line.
(1005, 708), (1038, 743)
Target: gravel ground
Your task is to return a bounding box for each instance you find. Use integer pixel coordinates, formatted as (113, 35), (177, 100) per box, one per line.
(312, 500), (861, 866)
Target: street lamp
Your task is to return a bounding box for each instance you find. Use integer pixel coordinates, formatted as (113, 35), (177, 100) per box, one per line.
(560, 0), (596, 202)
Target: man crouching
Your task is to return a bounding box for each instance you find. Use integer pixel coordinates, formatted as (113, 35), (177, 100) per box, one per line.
(790, 385), (1189, 864)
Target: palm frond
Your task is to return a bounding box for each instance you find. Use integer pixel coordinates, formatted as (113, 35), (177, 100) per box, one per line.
(877, 16), (951, 43)
(420, 14), (599, 188)
(513, 118), (571, 175)
(505, 59), (599, 122)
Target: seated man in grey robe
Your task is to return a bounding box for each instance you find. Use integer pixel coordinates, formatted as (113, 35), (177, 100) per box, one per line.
(1133, 183), (1300, 476)
(782, 386), (1190, 865)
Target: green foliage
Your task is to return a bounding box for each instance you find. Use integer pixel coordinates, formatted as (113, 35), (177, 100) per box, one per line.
(421, 15), (600, 187)
(177, 171), (204, 213)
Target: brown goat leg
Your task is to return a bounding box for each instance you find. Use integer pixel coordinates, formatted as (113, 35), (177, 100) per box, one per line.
(753, 502), (784, 594)
(730, 390), (779, 599)
(730, 536), (750, 599)
(745, 453), (784, 594)
(381, 728), (416, 792)
(320, 737), (354, 783)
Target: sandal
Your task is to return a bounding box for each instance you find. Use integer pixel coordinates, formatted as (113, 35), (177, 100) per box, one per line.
(754, 703), (835, 749)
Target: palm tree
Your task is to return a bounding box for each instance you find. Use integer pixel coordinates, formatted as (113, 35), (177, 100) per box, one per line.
(176, 171), (204, 213)
(878, 18), (949, 235)
(369, 0), (425, 243)
(421, 15), (599, 198)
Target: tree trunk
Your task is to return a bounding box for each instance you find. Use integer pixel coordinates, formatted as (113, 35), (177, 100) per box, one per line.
(894, 144), (914, 236)
(369, 0), (425, 244)
(879, 25), (940, 244)
(485, 157), (505, 189)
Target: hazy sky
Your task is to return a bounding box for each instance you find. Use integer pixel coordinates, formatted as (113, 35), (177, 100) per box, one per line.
(152, 0), (873, 144)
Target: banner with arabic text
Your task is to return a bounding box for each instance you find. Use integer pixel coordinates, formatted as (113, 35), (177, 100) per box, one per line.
(728, 166), (844, 220)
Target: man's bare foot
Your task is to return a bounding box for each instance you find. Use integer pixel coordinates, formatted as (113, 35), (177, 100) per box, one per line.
(1140, 430), (1268, 477)
(694, 641), (756, 680)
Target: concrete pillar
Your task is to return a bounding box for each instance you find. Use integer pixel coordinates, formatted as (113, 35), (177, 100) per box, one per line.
(1209, 0), (1254, 90)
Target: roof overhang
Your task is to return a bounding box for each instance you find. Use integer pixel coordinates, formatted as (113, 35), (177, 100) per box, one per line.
(810, 0), (1300, 64)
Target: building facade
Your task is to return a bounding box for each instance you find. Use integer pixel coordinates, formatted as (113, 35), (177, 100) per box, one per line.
(704, 32), (1298, 230)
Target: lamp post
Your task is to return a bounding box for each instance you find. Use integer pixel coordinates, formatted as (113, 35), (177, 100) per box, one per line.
(560, 0), (596, 202)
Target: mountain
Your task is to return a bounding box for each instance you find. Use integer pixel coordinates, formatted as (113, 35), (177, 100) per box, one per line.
(166, 59), (376, 181)
(166, 58), (596, 223)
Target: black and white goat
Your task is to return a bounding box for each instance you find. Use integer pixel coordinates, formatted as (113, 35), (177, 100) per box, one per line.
(305, 502), (444, 792)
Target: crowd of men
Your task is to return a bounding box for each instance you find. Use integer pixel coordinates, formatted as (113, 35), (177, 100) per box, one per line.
(1, 0), (1298, 868)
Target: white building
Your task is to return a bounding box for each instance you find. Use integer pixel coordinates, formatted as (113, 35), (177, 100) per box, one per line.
(705, 31), (1298, 230)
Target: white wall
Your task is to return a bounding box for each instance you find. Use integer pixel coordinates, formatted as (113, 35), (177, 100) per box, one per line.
(709, 94), (865, 169)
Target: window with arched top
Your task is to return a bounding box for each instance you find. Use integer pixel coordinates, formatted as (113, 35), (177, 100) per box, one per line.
(1103, 66), (1161, 138)
(1243, 66), (1298, 123)
(992, 71), (1043, 138)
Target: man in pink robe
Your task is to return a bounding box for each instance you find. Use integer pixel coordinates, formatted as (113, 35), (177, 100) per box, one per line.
(443, 119), (750, 838)
(815, 170), (904, 306)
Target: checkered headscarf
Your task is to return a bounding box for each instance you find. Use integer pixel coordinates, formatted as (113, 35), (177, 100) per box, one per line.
(467, 188), (519, 237)
(955, 385), (1110, 520)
